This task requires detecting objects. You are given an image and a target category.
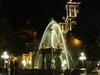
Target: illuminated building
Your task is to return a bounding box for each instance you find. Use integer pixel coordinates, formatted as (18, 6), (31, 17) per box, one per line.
(17, 21), (39, 68)
(59, 0), (81, 50)
(59, 0), (82, 49)
(19, 21), (39, 52)
(59, 0), (81, 33)
(21, 52), (33, 69)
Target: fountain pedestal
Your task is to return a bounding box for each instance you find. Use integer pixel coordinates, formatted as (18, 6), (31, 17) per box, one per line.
(40, 47), (62, 69)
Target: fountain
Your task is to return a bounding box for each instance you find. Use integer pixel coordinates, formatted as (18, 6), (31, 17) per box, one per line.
(32, 19), (70, 75)
(33, 19), (70, 70)
(31, 19), (86, 75)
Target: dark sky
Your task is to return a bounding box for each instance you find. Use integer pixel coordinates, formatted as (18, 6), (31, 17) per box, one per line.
(4, 0), (99, 38)
(5, 0), (69, 38)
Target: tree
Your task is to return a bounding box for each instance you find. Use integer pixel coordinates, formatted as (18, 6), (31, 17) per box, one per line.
(0, 0), (14, 67)
(0, 18), (13, 44)
(11, 37), (26, 56)
(71, 0), (100, 61)
(0, 0), (13, 49)
(3, 31), (26, 56)
(0, 17), (14, 54)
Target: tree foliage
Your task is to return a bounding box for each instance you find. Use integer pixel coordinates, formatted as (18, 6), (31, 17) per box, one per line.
(0, 0), (13, 47)
(71, 0), (100, 60)
(4, 31), (26, 56)
(11, 35), (26, 56)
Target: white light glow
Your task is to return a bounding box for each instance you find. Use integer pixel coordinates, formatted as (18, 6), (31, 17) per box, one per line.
(1, 51), (9, 59)
(79, 52), (86, 60)
(22, 60), (26, 67)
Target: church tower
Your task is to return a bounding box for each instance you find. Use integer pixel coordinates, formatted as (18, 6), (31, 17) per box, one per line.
(59, 0), (81, 35)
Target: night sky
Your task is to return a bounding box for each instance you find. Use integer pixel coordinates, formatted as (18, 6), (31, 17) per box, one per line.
(5, 0), (68, 38)
(3, 0), (100, 39)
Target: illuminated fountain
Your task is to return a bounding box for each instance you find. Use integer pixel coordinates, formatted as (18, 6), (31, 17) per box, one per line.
(31, 19), (72, 75)
(33, 19), (70, 70)
(32, 19), (86, 75)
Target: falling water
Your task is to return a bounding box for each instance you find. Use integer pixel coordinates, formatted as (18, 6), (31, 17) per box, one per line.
(33, 19), (75, 69)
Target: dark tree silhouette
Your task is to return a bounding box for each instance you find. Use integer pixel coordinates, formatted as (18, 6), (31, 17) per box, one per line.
(71, 0), (100, 61)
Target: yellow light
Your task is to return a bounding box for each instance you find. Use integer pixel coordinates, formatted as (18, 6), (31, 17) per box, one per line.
(61, 25), (65, 34)
(62, 26), (64, 28)
(74, 38), (79, 44)
(71, 36), (82, 47)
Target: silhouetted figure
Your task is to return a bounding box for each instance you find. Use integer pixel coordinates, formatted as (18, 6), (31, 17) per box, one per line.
(10, 59), (14, 75)
(14, 60), (18, 75)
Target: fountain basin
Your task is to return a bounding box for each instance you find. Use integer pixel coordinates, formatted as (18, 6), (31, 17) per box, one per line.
(18, 68), (86, 75)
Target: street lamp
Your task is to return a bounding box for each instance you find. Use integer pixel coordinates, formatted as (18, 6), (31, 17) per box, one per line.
(79, 52), (86, 68)
(22, 60), (26, 68)
(1, 51), (9, 68)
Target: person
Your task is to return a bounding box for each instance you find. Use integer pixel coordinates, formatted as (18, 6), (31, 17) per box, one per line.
(14, 60), (18, 75)
(10, 59), (14, 75)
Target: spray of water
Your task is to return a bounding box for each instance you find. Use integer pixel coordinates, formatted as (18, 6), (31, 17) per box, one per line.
(33, 20), (75, 69)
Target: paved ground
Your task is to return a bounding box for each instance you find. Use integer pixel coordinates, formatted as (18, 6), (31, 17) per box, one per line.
(86, 70), (100, 75)
(6, 70), (100, 75)
(98, 70), (100, 75)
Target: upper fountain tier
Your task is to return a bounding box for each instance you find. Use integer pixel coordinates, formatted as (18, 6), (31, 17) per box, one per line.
(39, 19), (66, 50)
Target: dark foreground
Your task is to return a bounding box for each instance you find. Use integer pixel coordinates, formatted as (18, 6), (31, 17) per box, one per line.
(17, 68), (86, 75)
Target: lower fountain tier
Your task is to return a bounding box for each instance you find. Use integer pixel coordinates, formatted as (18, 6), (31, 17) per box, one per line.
(39, 48), (62, 55)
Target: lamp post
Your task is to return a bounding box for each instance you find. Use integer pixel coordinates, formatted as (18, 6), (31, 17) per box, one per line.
(1, 51), (9, 75)
(79, 52), (86, 68)
(1, 51), (9, 68)
(22, 60), (26, 69)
